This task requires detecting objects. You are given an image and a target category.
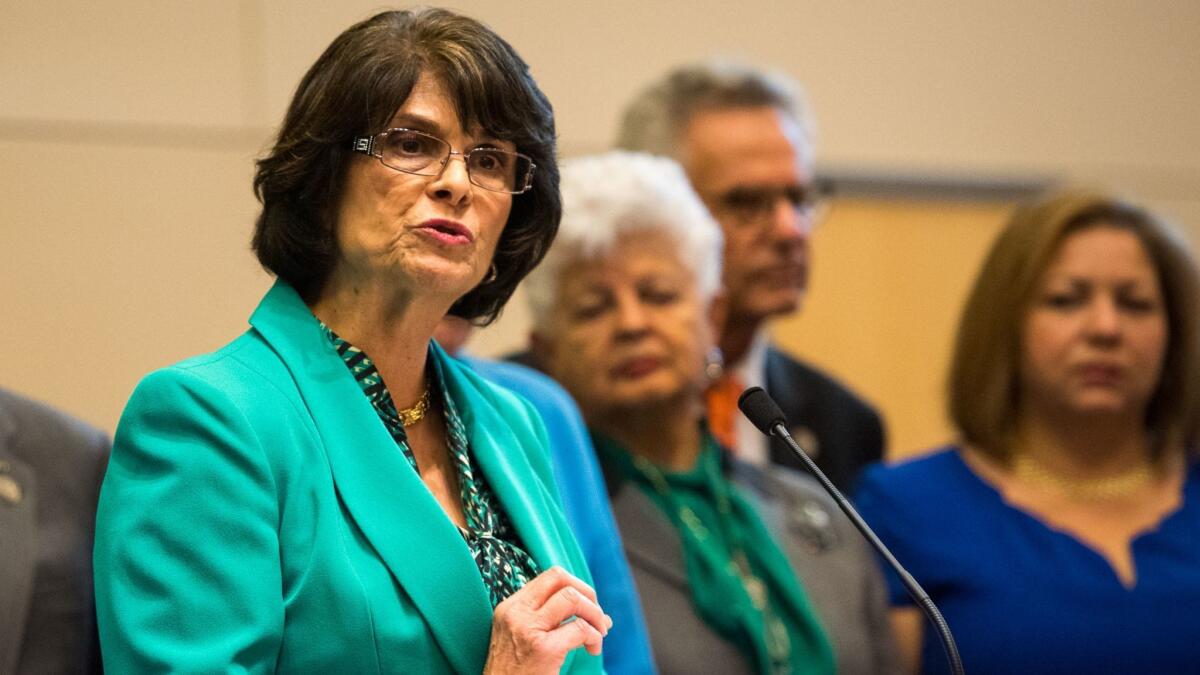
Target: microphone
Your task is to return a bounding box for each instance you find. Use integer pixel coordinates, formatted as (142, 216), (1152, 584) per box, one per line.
(738, 386), (965, 675)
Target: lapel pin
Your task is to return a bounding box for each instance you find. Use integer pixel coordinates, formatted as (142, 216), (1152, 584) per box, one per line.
(789, 499), (838, 553)
(0, 473), (23, 506)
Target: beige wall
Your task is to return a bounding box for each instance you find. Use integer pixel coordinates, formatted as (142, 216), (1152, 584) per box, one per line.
(771, 199), (1014, 458)
(3, 1), (1199, 453)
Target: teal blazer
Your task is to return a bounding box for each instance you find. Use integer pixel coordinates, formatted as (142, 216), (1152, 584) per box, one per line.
(94, 281), (602, 674)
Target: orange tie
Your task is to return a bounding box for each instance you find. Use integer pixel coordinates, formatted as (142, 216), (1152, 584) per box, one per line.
(705, 373), (745, 452)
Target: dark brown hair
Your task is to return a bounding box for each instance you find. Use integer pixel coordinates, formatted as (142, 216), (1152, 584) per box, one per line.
(252, 8), (559, 324)
(949, 188), (1200, 458)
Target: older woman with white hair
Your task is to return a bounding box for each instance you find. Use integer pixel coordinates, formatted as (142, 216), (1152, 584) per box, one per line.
(524, 151), (899, 675)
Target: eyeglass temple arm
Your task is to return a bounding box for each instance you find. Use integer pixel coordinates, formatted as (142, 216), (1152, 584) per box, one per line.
(351, 136), (375, 155)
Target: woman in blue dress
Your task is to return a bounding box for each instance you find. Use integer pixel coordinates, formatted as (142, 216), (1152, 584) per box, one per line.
(855, 189), (1200, 674)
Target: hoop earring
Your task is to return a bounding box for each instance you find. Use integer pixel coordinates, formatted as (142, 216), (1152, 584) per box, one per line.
(704, 346), (725, 381)
(483, 263), (498, 284)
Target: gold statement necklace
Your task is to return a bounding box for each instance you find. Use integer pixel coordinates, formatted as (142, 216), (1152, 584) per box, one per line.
(396, 388), (431, 427)
(1012, 453), (1156, 500)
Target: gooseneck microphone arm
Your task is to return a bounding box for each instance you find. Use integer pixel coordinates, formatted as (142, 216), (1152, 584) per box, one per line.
(737, 386), (965, 675)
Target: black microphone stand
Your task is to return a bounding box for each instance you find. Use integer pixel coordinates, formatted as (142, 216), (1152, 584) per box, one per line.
(739, 387), (965, 675)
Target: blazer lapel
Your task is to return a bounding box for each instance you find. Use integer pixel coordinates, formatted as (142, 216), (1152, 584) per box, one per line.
(248, 281), (492, 675)
(764, 346), (808, 415)
(0, 402), (37, 675)
(439, 355), (572, 575)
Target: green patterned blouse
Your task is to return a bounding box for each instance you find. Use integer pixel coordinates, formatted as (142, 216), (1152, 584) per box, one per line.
(323, 325), (540, 607)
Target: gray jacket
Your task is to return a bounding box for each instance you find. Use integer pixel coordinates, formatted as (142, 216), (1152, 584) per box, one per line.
(0, 389), (109, 674)
(608, 456), (900, 675)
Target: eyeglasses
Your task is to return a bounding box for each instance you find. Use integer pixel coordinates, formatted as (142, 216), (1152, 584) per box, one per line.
(351, 128), (536, 194)
(707, 183), (831, 231)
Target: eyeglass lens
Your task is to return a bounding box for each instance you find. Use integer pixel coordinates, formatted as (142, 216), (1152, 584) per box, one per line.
(377, 128), (531, 193)
(721, 186), (820, 218)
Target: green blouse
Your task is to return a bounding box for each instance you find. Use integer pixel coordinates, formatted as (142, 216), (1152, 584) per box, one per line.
(324, 326), (540, 607)
(595, 430), (836, 675)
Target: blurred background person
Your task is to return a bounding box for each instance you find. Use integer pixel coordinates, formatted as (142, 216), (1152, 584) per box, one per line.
(94, 9), (609, 674)
(435, 316), (655, 674)
(855, 190), (1200, 674)
(0, 388), (108, 675)
(526, 151), (900, 674)
(614, 61), (884, 492)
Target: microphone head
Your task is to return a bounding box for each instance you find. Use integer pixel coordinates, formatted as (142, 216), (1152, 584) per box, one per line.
(737, 386), (787, 434)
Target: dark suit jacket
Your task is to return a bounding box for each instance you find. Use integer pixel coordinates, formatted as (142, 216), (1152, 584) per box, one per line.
(764, 347), (884, 493)
(605, 457), (901, 675)
(0, 389), (109, 675)
(507, 346), (885, 492)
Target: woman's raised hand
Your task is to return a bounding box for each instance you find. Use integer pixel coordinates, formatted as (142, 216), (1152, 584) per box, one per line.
(483, 566), (612, 674)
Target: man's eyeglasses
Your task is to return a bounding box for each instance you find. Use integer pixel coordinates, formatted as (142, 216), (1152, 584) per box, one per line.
(708, 183), (830, 230)
(351, 128), (536, 194)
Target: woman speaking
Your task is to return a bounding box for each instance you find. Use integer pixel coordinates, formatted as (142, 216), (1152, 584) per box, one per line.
(94, 9), (607, 674)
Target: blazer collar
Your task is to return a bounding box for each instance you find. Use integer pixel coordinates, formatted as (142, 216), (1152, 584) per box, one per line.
(248, 281), (498, 674)
(0, 395), (38, 674)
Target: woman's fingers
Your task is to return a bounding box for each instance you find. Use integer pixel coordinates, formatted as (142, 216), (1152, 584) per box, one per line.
(543, 614), (606, 657)
(517, 566), (599, 610)
(484, 566), (611, 673)
(538, 585), (611, 639)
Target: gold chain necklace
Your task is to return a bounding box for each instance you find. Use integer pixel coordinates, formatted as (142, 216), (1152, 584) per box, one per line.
(396, 388), (431, 427)
(1012, 454), (1156, 500)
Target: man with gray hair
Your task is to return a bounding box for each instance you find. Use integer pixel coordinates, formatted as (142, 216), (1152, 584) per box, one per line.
(616, 61), (884, 492)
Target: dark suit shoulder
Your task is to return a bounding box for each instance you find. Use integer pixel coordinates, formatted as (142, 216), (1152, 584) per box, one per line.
(763, 345), (886, 490)
(764, 346), (879, 420)
(0, 388), (110, 469)
(0, 387), (110, 532)
(0, 390), (108, 674)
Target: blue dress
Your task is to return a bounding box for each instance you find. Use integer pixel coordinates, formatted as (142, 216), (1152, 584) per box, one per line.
(854, 447), (1200, 675)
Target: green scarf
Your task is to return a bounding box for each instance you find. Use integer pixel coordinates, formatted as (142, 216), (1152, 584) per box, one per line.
(595, 431), (836, 675)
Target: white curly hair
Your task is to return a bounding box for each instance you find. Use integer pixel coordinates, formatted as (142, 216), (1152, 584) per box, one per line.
(524, 151), (724, 330)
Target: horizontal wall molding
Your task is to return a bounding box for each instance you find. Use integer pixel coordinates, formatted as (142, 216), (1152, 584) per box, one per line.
(819, 167), (1054, 202)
